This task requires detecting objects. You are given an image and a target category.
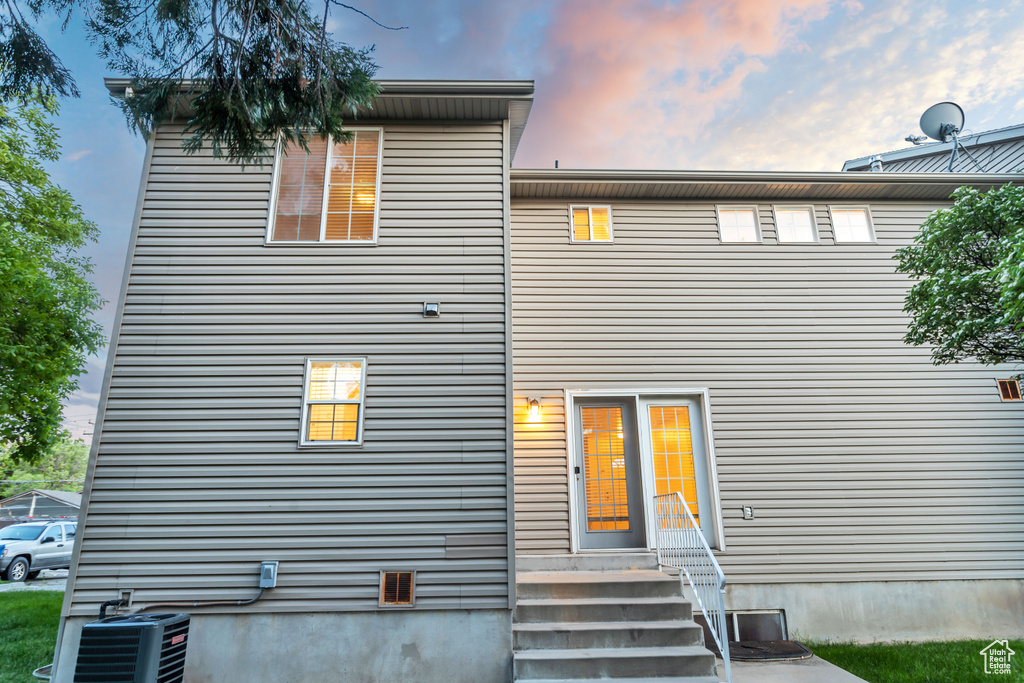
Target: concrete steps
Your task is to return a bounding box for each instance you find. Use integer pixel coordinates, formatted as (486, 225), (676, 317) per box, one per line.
(513, 567), (719, 681)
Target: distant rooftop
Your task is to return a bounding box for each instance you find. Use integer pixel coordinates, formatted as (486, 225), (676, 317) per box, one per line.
(843, 122), (1024, 173)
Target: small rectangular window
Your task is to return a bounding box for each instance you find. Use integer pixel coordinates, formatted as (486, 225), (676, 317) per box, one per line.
(716, 206), (761, 243)
(300, 359), (366, 445)
(829, 207), (875, 243)
(269, 129), (382, 244)
(570, 205), (613, 242)
(773, 206), (818, 243)
(998, 379), (1021, 401)
(380, 571), (415, 606)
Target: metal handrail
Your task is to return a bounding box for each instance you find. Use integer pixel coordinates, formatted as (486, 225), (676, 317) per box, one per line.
(653, 492), (731, 683)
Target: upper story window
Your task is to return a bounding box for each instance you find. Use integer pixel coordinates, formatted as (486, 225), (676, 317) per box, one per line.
(268, 129), (382, 244)
(829, 206), (876, 243)
(773, 206), (818, 243)
(570, 206), (613, 242)
(716, 206), (761, 243)
(300, 359), (366, 446)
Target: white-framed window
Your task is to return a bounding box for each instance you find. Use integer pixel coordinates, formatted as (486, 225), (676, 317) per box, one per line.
(716, 205), (762, 243)
(300, 358), (367, 446)
(569, 205), (613, 242)
(828, 206), (876, 243)
(267, 128), (383, 244)
(772, 205), (819, 243)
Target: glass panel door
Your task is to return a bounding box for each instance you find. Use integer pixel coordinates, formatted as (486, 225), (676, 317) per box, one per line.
(640, 396), (713, 543)
(575, 399), (645, 549)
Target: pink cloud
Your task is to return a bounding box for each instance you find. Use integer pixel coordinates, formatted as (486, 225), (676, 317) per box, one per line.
(515, 0), (836, 168)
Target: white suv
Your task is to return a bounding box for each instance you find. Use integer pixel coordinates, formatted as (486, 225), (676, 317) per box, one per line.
(0, 521), (77, 581)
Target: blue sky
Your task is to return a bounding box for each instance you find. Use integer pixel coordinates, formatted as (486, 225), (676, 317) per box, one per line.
(39, 0), (1024, 440)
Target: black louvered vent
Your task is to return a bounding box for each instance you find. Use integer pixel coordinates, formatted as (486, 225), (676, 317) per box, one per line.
(157, 618), (190, 683)
(74, 613), (190, 683)
(381, 571), (414, 605)
(998, 379), (1021, 401)
(74, 627), (141, 682)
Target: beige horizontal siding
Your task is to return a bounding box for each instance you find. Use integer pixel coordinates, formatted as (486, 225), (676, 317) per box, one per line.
(70, 123), (510, 616)
(510, 199), (1024, 582)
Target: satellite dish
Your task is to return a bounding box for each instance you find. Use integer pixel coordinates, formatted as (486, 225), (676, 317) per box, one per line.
(919, 101), (965, 142)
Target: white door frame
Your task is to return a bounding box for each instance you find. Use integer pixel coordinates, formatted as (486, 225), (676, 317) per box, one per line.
(565, 388), (726, 553)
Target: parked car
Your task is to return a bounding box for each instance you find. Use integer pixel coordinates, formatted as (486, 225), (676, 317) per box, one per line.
(0, 520), (77, 581)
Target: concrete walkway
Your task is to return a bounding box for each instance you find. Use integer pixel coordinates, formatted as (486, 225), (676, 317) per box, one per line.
(717, 655), (869, 682)
(0, 569), (67, 592)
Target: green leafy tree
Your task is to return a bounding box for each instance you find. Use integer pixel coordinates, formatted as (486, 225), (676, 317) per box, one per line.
(895, 183), (1024, 368)
(0, 97), (105, 465)
(2, 0), (402, 163)
(0, 430), (88, 498)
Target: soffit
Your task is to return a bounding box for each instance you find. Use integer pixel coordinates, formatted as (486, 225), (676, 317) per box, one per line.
(103, 78), (535, 161)
(509, 169), (1020, 202)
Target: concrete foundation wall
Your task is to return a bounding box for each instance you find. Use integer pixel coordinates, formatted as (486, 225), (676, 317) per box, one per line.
(726, 579), (1024, 643)
(53, 608), (512, 683)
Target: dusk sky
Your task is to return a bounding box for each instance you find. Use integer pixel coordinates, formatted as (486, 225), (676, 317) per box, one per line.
(39, 0), (1024, 440)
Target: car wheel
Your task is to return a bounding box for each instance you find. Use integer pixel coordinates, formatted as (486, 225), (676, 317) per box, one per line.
(7, 557), (29, 582)
(27, 571), (41, 581)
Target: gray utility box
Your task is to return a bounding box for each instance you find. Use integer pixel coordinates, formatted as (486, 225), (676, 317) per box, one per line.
(74, 612), (190, 683)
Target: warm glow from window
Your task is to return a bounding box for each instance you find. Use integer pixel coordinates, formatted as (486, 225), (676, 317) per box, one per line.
(272, 130), (381, 243)
(649, 405), (699, 524)
(304, 360), (364, 443)
(581, 406), (630, 531)
(571, 206), (613, 242)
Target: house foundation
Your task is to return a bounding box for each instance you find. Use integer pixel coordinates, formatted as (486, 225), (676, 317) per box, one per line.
(726, 579), (1024, 642)
(53, 609), (512, 683)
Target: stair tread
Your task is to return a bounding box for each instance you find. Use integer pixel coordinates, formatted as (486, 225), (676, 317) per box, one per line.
(514, 620), (701, 632)
(514, 646), (714, 660)
(518, 570), (675, 583)
(518, 597), (691, 605)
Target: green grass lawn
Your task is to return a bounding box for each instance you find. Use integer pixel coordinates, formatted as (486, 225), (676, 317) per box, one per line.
(0, 592), (63, 683)
(810, 639), (1024, 683)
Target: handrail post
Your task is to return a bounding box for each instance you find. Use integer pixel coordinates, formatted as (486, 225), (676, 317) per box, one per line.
(653, 492), (731, 683)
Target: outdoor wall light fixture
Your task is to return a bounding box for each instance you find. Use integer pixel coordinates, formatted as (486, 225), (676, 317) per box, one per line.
(423, 302), (440, 318)
(528, 398), (541, 420)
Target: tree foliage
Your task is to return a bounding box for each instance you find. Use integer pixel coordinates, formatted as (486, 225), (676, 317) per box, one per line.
(2, 0), (399, 163)
(0, 97), (105, 465)
(1, 430), (88, 498)
(895, 183), (1024, 368)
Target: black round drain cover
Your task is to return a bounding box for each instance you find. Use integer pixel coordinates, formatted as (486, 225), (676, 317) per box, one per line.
(729, 640), (813, 661)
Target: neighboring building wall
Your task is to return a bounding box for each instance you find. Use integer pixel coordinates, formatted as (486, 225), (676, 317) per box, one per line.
(510, 199), (1024, 585)
(66, 121), (510, 618)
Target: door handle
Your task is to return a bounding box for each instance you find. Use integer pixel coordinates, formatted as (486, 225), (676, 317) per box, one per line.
(574, 465), (581, 480)
(57, 543), (64, 547)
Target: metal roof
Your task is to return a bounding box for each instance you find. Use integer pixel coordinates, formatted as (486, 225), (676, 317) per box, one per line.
(103, 78), (535, 161)
(0, 489), (82, 507)
(509, 168), (1021, 201)
(842, 123), (1024, 171)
